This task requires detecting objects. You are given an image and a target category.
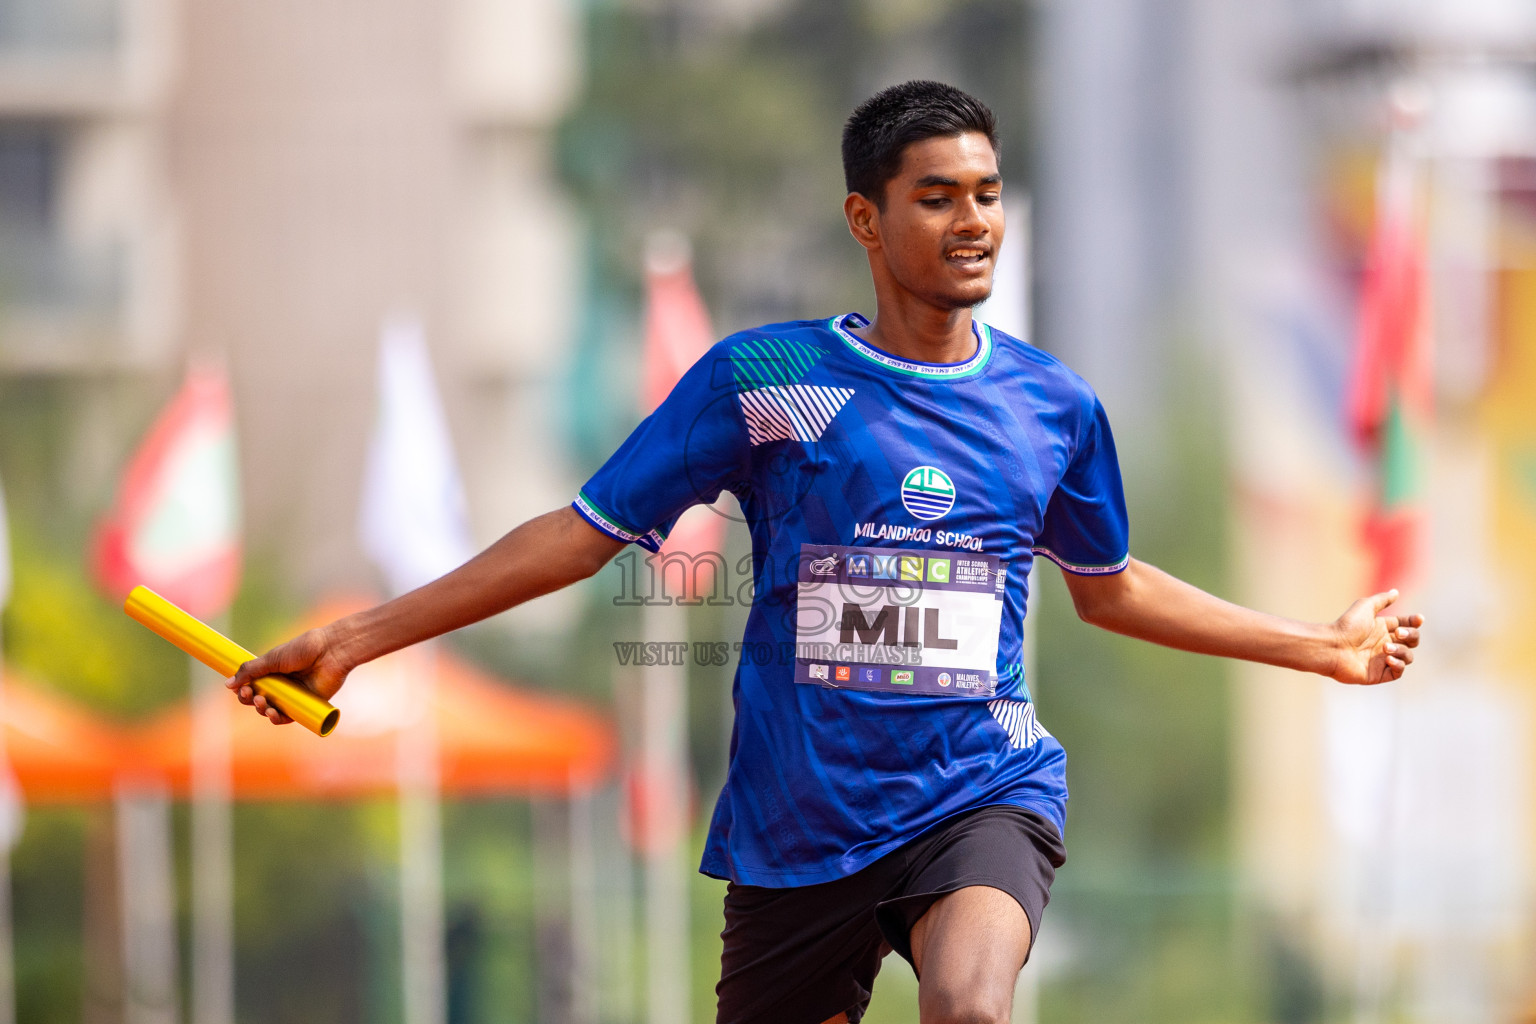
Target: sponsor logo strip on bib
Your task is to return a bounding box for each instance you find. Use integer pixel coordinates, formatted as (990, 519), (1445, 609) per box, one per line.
(794, 544), (1005, 696)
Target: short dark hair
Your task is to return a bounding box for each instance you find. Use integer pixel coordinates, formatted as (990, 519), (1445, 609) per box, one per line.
(842, 81), (998, 207)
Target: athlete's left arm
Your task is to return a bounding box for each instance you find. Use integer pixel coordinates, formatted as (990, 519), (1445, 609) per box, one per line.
(1059, 557), (1423, 686)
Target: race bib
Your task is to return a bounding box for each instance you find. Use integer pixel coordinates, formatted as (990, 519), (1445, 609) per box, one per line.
(794, 544), (1005, 696)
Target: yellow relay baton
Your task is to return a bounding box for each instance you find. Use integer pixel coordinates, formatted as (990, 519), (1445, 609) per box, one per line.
(124, 585), (340, 737)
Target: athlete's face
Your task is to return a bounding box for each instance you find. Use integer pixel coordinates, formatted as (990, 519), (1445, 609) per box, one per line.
(845, 132), (1004, 311)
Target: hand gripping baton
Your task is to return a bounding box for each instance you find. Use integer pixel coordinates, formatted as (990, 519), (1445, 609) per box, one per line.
(124, 585), (340, 736)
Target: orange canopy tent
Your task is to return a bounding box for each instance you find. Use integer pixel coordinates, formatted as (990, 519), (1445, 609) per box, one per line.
(0, 668), (139, 804)
(133, 599), (615, 800)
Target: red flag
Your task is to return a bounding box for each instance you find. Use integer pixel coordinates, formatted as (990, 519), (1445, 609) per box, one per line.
(1346, 137), (1432, 592)
(641, 231), (724, 562)
(92, 364), (242, 618)
(641, 232), (716, 412)
(623, 233), (717, 856)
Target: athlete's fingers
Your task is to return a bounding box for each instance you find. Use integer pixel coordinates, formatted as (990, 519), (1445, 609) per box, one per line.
(230, 654), (278, 692)
(230, 629), (327, 694)
(242, 688), (295, 725)
(1386, 643), (1413, 666)
(236, 684), (256, 705)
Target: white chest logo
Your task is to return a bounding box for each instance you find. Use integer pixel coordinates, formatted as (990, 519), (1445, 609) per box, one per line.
(901, 466), (955, 521)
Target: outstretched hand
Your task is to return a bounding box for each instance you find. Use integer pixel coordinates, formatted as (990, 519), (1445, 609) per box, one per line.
(228, 625), (353, 725)
(1329, 590), (1423, 686)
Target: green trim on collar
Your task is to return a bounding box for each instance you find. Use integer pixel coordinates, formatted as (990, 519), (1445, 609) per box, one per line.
(829, 313), (993, 381)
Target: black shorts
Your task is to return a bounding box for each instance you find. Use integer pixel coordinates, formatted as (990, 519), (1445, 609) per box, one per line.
(715, 804), (1066, 1024)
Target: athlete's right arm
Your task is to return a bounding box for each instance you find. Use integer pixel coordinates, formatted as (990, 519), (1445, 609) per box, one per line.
(228, 506), (626, 724)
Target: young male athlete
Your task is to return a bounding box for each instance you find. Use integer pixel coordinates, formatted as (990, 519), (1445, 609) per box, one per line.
(232, 81), (1423, 1024)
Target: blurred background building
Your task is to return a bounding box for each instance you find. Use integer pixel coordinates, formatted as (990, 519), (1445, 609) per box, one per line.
(1040, 0), (1536, 1020)
(0, 0), (583, 599)
(0, 0), (177, 375)
(1, 0), (1535, 1022)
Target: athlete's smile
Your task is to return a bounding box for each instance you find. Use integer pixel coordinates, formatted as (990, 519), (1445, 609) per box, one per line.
(944, 243), (992, 271)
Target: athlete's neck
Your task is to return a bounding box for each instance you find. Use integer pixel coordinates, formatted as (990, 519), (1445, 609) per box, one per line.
(850, 303), (978, 365)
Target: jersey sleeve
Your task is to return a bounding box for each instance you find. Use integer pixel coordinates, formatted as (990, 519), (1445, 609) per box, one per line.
(573, 341), (749, 552)
(1032, 393), (1130, 575)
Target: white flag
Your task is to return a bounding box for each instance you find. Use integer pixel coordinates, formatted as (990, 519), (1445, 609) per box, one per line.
(358, 316), (477, 598)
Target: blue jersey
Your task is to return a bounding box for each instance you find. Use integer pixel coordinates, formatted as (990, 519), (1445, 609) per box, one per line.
(575, 312), (1130, 887)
